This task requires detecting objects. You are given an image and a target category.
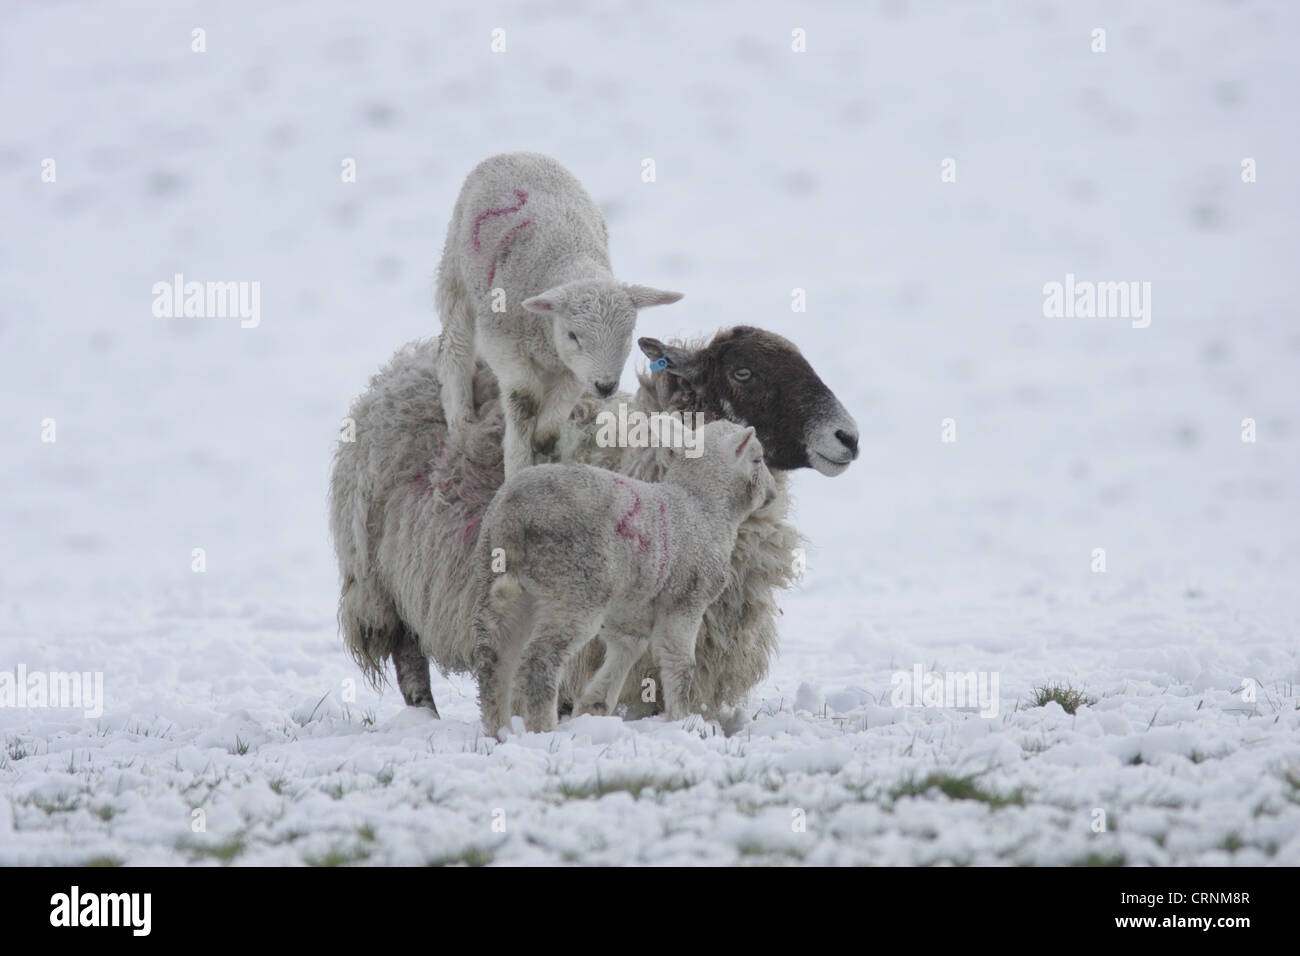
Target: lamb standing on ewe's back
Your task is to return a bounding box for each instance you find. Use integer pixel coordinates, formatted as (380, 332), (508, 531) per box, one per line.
(473, 420), (777, 735)
(329, 326), (859, 724)
(436, 152), (683, 477)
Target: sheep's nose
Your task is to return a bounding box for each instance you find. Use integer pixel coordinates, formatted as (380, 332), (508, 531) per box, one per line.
(835, 429), (859, 459)
(594, 381), (617, 398)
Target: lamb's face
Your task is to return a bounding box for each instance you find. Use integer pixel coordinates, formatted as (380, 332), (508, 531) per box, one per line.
(522, 280), (683, 400)
(685, 420), (778, 515)
(552, 282), (638, 399)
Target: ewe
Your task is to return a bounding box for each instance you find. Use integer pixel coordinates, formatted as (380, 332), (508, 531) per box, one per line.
(329, 327), (859, 724)
(435, 152), (682, 478)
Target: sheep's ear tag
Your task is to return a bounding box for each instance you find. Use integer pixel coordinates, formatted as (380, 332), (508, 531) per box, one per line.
(649, 357), (669, 373)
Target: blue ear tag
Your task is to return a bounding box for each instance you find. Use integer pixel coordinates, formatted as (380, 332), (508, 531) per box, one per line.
(649, 357), (669, 373)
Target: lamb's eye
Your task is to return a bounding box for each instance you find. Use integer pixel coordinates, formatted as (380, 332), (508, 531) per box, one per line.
(568, 332), (579, 344)
(732, 368), (752, 382)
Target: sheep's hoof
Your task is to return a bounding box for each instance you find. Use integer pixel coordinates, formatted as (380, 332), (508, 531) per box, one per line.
(575, 700), (608, 716)
(404, 694), (440, 718)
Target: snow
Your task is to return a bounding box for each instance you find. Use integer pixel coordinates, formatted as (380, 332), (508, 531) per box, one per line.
(2, 0), (1298, 865)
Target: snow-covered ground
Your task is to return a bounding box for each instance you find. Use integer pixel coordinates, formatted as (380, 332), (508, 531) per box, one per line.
(2, 0), (1297, 865)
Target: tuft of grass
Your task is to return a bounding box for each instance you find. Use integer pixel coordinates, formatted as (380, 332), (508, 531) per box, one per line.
(736, 841), (805, 861)
(6, 740), (29, 761)
(305, 844), (371, 867)
(891, 773), (1025, 810)
(357, 824), (377, 842)
(31, 793), (82, 815)
(555, 774), (695, 801)
(268, 777), (288, 796)
(1219, 832), (1245, 853)
(1029, 683), (1096, 715)
(426, 846), (494, 867)
(178, 835), (247, 864)
(83, 856), (124, 867)
(1283, 768), (1300, 804)
(1073, 852), (1126, 866)
(94, 805), (117, 822)
(231, 736), (250, 756)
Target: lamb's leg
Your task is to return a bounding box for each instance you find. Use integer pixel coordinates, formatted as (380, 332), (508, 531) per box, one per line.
(501, 381), (540, 479)
(435, 272), (478, 436)
(472, 584), (530, 737)
(515, 607), (604, 732)
(532, 378), (584, 465)
(575, 628), (648, 717)
(648, 609), (706, 721)
(391, 628), (439, 716)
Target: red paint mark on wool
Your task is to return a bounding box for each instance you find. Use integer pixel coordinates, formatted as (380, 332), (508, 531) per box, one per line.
(612, 476), (651, 553)
(654, 498), (670, 590)
(472, 189), (528, 252)
(486, 220), (532, 287)
(461, 518), (481, 546)
(409, 464), (433, 496)
(425, 434), (501, 552)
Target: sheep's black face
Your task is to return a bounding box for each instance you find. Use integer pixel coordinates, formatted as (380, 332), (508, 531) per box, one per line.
(638, 327), (860, 476)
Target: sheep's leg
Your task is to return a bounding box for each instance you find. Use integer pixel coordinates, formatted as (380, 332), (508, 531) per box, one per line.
(649, 609), (706, 721)
(434, 274), (478, 437)
(576, 628), (649, 717)
(391, 631), (439, 716)
(514, 606), (604, 732)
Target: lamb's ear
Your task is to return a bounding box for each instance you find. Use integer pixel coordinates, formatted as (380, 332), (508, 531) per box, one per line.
(733, 426), (756, 458)
(624, 285), (684, 309)
(638, 337), (705, 386)
(521, 286), (569, 315)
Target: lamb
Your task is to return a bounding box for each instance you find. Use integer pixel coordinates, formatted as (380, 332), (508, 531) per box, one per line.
(472, 419), (777, 735)
(329, 326), (859, 723)
(435, 152), (683, 478)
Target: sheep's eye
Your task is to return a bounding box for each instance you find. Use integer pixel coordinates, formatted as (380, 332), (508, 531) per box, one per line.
(752, 457), (762, 465)
(732, 367), (752, 382)
(568, 332), (579, 343)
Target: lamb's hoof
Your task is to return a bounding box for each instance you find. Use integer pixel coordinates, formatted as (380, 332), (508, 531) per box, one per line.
(575, 700), (608, 716)
(716, 708), (749, 737)
(532, 430), (560, 461)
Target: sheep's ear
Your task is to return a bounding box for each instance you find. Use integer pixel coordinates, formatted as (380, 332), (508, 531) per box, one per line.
(522, 286), (569, 315)
(638, 337), (705, 385)
(624, 285), (684, 309)
(733, 426), (755, 458)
